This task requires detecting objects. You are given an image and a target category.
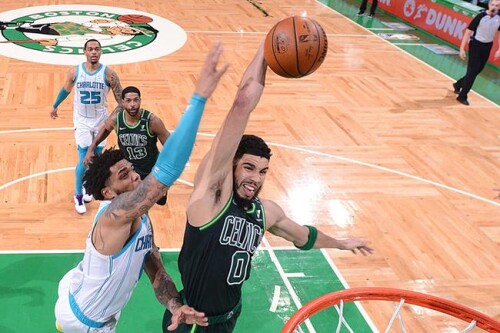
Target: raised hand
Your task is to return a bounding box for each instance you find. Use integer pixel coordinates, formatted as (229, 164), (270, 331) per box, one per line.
(194, 42), (230, 99)
(83, 150), (95, 167)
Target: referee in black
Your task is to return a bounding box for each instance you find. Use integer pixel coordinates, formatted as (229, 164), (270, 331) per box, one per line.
(453, 0), (500, 106)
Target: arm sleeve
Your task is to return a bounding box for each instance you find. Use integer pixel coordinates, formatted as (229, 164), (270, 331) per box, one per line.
(52, 87), (71, 108)
(152, 94), (207, 186)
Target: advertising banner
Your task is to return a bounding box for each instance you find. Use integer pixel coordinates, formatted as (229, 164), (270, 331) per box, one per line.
(374, 0), (499, 66)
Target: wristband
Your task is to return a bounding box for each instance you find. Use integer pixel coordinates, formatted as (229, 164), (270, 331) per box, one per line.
(295, 225), (318, 251)
(53, 87), (70, 109)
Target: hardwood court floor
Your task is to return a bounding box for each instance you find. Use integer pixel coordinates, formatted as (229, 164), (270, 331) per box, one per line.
(0, 0), (499, 331)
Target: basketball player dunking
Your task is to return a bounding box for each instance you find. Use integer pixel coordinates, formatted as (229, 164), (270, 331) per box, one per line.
(163, 43), (373, 333)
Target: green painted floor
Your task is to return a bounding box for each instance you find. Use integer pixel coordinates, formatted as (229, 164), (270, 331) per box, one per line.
(0, 250), (372, 332)
(321, 0), (500, 105)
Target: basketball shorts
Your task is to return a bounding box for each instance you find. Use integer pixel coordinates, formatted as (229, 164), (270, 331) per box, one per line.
(73, 111), (107, 148)
(54, 270), (119, 333)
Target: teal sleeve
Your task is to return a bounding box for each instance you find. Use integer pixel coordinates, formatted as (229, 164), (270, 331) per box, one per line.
(152, 94), (207, 186)
(53, 87), (70, 108)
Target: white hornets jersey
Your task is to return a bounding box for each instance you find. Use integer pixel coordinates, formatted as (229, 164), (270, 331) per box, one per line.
(73, 63), (110, 129)
(67, 203), (153, 326)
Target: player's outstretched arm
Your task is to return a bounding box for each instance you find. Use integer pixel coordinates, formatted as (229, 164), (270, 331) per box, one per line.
(50, 67), (76, 119)
(103, 43), (228, 224)
(264, 200), (374, 256)
(204, 42), (267, 179)
(188, 43), (267, 225)
(144, 242), (208, 330)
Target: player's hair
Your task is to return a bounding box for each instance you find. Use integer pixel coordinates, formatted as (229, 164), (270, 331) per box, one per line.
(83, 148), (126, 201)
(84, 38), (101, 50)
(122, 86), (141, 99)
(234, 134), (272, 162)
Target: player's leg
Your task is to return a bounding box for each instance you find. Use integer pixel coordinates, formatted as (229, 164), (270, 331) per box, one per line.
(74, 127), (93, 213)
(81, 144), (105, 203)
(55, 270), (86, 333)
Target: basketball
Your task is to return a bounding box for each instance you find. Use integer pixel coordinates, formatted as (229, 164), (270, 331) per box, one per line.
(117, 14), (153, 24)
(264, 16), (328, 78)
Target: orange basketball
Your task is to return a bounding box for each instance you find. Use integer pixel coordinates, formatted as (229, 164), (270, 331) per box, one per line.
(264, 16), (328, 78)
(117, 14), (153, 24)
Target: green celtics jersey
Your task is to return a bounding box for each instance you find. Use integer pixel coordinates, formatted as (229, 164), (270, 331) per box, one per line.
(116, 109), (159, 179)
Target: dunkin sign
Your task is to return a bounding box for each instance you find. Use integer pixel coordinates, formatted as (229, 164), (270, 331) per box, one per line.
(376, 0), (499, 66)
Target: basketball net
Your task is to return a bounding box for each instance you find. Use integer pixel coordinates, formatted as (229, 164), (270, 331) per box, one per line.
(282, 287), (500, 333)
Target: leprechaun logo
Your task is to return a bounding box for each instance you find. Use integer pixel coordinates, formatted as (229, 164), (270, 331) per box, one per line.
(0, 5), (186, 65)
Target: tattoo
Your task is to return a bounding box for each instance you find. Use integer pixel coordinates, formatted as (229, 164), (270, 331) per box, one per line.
(110, 104), (122, 117)
(150, 249), (182, 311)
(106, 176), (167, 222)
(107, 69), (123, 105)
(155, 271), (182, 310)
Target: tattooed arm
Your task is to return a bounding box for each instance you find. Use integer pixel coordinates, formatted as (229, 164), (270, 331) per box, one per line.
(145, 244), (183, 311)
(106, 67), (123, 115)
(105, 174), (168, 224)
(145, 238), (208, 329)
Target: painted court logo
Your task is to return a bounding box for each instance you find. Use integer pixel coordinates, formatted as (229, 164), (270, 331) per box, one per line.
(0, 5), (187, 65)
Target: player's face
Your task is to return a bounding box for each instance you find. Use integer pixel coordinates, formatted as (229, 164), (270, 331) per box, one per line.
(104, 159), (141, 198)
(233, 154), (269, 201)
(84, 41), (102, 65)
(122, 92), (141, 117)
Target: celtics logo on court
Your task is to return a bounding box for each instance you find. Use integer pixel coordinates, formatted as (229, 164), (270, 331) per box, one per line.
(0, 5), (187, 65)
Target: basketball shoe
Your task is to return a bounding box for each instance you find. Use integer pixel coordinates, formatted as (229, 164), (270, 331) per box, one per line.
(74, 194), (86, 214)
(82, 186), (93, 203)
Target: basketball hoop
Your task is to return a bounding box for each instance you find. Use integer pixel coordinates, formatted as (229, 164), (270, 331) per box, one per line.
(282, 287), (500, 333)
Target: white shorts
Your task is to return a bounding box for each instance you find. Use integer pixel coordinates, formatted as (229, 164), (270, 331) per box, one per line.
(74, 126), (107, 149)
(54, 270), (119, 333)
(73, 111), (108, 149)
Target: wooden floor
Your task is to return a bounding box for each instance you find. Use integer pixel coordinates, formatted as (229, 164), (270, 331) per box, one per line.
(0, 0), (499, 331)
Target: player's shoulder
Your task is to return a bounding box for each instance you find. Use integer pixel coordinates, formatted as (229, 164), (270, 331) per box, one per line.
(110, 109), (120, 121)
(147, 111), (166, 126)
(260, 198), (282, 215)
(67, 65), (77, 75)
